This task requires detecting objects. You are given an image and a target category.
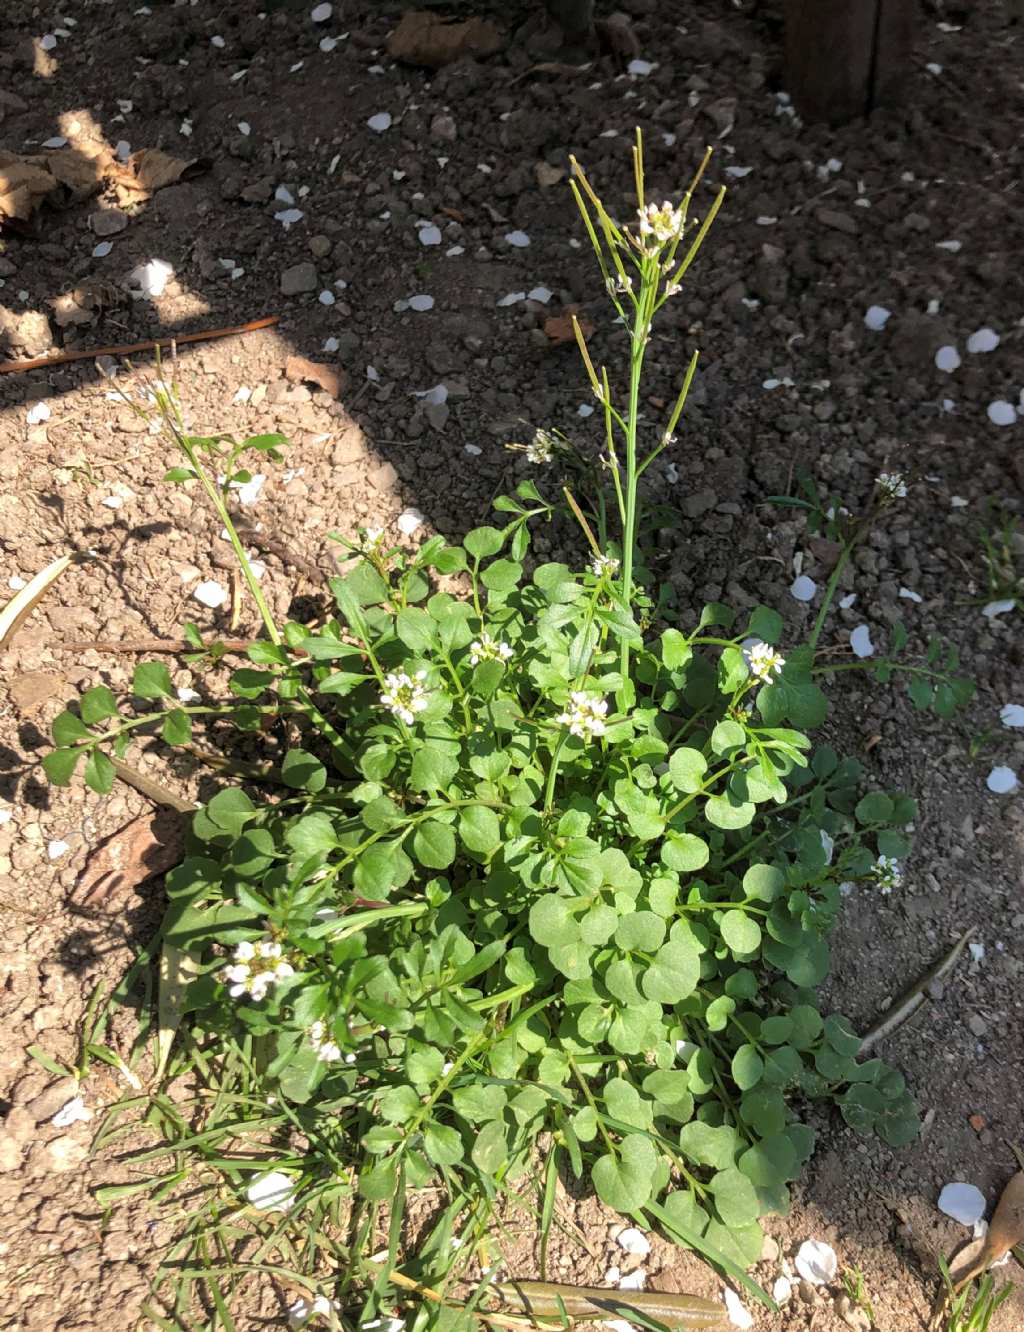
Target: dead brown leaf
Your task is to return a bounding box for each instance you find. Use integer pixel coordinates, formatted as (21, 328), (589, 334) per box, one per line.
(0, 152), (57, 223)
(109, 148), (208, 203)
(387, 10), (503, 69)
(285, 354), (344, 399)
(544, 310), (594, 344)
(534, 160), (566, 189)
(71, 809), (186, 911)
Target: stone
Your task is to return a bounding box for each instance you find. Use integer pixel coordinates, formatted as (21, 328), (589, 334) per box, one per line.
(9, 672), (63, 715)
(43, 1136), (89, 1173)
(0, 307), (54, 357)
(430, 113), (457, 142)
(90, 208), (129, 237)
(280, 262), (318, 296)
(309, 234), (332, 258)
(967, 1013), (987, 1037)
(680, 489), (717, 519)
(368, 461), (398, 491)
(0, 1134), (23, 1173)
(816, 207), (858, 236)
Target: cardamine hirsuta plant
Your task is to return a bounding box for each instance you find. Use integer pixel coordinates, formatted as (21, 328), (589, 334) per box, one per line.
(45, 134), (970, 1324)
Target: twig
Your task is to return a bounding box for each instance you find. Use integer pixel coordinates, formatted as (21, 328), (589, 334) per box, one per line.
(0, 315), (280, 375)
(859, 926), (976, 1053)
(110, 758), (196, 814)
(58, 637), (258, 654)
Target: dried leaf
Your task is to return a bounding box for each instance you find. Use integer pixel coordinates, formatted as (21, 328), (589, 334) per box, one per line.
(859, 927), (976, 1052)
(0, 152), (57, 222)
(497, 1280), (724, 1328)
(156, 941), (197, 1080)
(285, 354), (344, 398)
(110, 148), (208, 203)
(988, 1171), (1024, 1262)
(535, 160), (567, 188)
(544, 311), (594, 344)
(387, 10), (504, 69)
(0, 554), (73, 650)
(71, 808), (187, 910)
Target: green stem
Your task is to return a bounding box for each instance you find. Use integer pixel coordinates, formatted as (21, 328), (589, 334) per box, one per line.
(544, 732), (569, 814)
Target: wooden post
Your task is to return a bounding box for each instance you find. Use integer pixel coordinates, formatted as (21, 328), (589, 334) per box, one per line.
(785, 0), (915, 125)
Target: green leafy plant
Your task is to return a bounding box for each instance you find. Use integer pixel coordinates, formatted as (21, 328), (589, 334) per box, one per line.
(842, 1264), (876, 1325)
(48, 135), (944, 1326)
(938, 1259), (1013, 1332)
(976, 505), (1023, 614)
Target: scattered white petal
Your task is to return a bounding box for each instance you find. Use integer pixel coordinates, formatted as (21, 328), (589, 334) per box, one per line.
(177, 686), (200, 703)
(249, 560), (267, 581)
(986, 766), (1018, 795)
(926, 61), (943, 75)
(275, 208), (305, 227)
(194, 580), (228, 609)
(238, 121), (251, 136)
(26, 402), (51, 425)
(497, 292), (526, 307)
(864, 305), (891, 331)
(927, 298), (941, 315)
(850, 624), (874, 658)
(986, 400), (1016, 427)
(794, 1240), (838, 1285)
(941, 398), (956, 413)
(40, 33), (59, 51)
(935, 345), (961, 373)
(662, 132), (676, 147)
(724, 165), (753, 178)
(762, 376), (794, 390)
(968, 941), (985, 963)
(937, 20), (961, 31)
(275, 185), (295, 205)
(464, 444), (482, 456)
(504, 230), (530, 248)
(605, 1267), (621, 1285)
(617, 1270), (646, 1292)
(408, 294), (434, 312)
(127, 258), (174, 298)
(397, 508), (426, 536)
(898, 587), (922, 603)
(577, 403), (594, 417)
(211, 34), (225, 48)
(290, 61), (304, 72)
(179, 118), (193, 137)
(288, 1296), (341, 1329)
(323, 336), (340, 352)
(92, 241), (113, 258)
(42, 135), (68, 149)
(528, 286), (553, 303)
(446, 245), (465, 256)
(935, 239), (962, 252)
(999, 704), (1024, 728)
(47, 840), (70, 860)
(418, 224), (442, 246)
(790, 575), (817, 602)
(838, 593), (857, 609)
(413, 384), (448, 405)
(967, 327), (999, 354)
(627, 58), (654, 76)
(950, 495), (968, 508)
(101, 495), (123, 509)
(755, 215), (778, 226)
(723, 1287), (754, 1329)
(367, 112), (392, 134)
(311, 2), (332, 20)
(231, 474), (266, 506)
(246, 1171), (296, 1212)
(0, 809), (12, 824)
(366, 365), (380, 382)
(820, 829), (834, 864)
(616, 1228), (651, 1258)
(982, 599), (1015, 619)
(604, 1322), (633, 1332)
(320, 36), (338, 52)
(52, 1096), (92, 1128)
(938, 1182), (987, 1227)
(772, 1277), (792, 1303)
(318, 290), (336, 306)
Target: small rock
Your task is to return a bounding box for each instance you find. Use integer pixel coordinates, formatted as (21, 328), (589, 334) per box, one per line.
(90, 208), (129, 237)
(430, 113), (457, 142)
(681, 489), (717, 518)
(368, 461), (398, 491)
(0, 308), (54, 357)
(44, 1136), (89, 1173)
(0, 1135), (23, 1173)
(9, 672), (63, 715)
(280, 261), (318, 296)
(967, 1013), (987, 1037)
(816, 208), (857, 235)
(309, 234), (332, 258)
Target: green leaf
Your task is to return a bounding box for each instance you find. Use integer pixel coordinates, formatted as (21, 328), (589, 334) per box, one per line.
(379, 1085), (421, 1123)
(470, 1119), (507, 1174)
(739, 1087), (787, 1138)
(742, 864), (783, 902)
(464, 526), (505, 560)
(396, 607), (437, 653)
(710, 1167), (761, 1227)
(83, 749), (115, 795)
(705, 994), (736, 1031)
(615, 911), (666, 953)
(747, 606), (783, 644)
(855, 792), (894, 824)
(788, 1004), (824, 1050)
(359, 1157), (398, 1200)
(679, 1121), (737, 1170)
(411, 743), (460, 793)
(353, 844), (398, 898)
(839, 1083), (884, 1135)
(281, 748), (327, 792)
(423, 1122), (464, 1166)
(824, 1013), (862, 1057)
(660, 832), (709, 872)
(206, 788), (256, 836)
(761, 1044), (802, 1086)
(642, 939), (700, 1003)
(52, 710), (92, 745)
(162, 708), (192, 746)
(285, 812), (338, 858)
(785, 936), (829, 987)
(80, 685), (119, 725)
(738, 1133), (798, 1187)
(529, 896), (578, 948)
(718, 647), (748, 694)
(704, 793), (755, 830)
(702, 1219), (765, 1270)
(720, 910), (762, 956)
(481, 559), (522, 593)
(412, 820), (456, 870)
(667, 747), (707, 793)
(710, 719), (745, 755)
(458, 804), (500, 855)
(42, 747), (83, 786)
(592, 1134), (658, 1212)
(132, 661), (174, 699)
(641, 1070), (694, 1123)
(731, 1044), (764, 1091)
(758, 1015), (793, 1045)
(661, 628), (692, 671)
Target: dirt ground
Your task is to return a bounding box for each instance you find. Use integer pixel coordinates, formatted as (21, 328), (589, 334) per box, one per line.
(1, 1), (1023, 1328)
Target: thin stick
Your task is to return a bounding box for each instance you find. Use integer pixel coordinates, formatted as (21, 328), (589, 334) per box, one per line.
(58, 638), (259, 654)
(859, 926), (976, 1053)
(0, 315), (280, 375)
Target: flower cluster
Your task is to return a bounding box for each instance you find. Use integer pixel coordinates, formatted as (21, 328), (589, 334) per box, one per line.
(361, 526), (386, 551)
(637, 200), (684, 248)
(468, 632), (513, 667)
(308, 1019), (344, 1063)
(589, 552), (620, 579)
(526, 428), (555, 464)
(747, 641), (786, 683)
(873, 855), (902, 894)
(876, 472), (908, 500)
(219, 938), (295, 1002)
(557, 691), (608, 741)
(380, 669), (430, 725)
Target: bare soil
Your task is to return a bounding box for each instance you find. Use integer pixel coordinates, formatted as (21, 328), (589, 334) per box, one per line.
(1, 1), (1023, 1329)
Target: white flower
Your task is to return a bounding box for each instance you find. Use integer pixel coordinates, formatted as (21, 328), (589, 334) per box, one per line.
(469, 633), (513, 666)
(246, 1170), (297, 1212)
(589, 552), (620, 579)
(362, 527), (385, 550)
(746, 641), (785, 682)
(637, 200), (685, 247)
(526, 428), (555, 464)
(309, 1019), (343, 1063)
(873, 855), (902, 894)
(51, 1096), (92, 1129)
(380, 669), (431, 725)
(876, 472), (907, 499)
(219, 937), (296, 1001)
(794, 1239), (838, 1285)
(556, 690), (608, 741)
(288, 1294), (341, 1328)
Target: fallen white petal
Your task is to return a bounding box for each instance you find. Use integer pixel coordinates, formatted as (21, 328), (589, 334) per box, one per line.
(926, 61), (943, 75)
(820, 829), (834, 864)
(0, 809), (12, 825)
(52, 1096), (92, 1128)
(986, 766), (1018, 795)
(194, 580), (228, 609)
(101, 495), (123, 509)
(177, 686), (200, 703)
(446, 245), (465, 256)
(42, 135), (68, 148)
(246, 1170), (296, 1212)
(864, 305), (891, 331)
(982, 599), (1015, 618)
(397, 508), (425, 536)
(935, 240), (962, 252)
(935, 345), (961, 373)
(211, 34), (225, 48)
(790, 575), (817, 602)
(617, 1269), (646, 1291)
(497, 291), (526, 306)
(93, 241), (113, 258)
(528, 286), (553, 303)
(231, 474), (265, 506)
(413, 384), (448, 405)
(311, 1), (332, 18)
(772, 1277), (792, 1303)
(504, 230), (530, 248)
(850, 624), (874, 658)
(950, 495), (968, 508)
(288, 1295), (339, 1328)
(794, 1240), (838, 1285)
(616, 1228), (651, 1257)
(966, 327), (999, 354)
(577, 403), (594, 417)
(464, 443), (482, 456)
(366, 366), (380, 382)
(999, 704), (1024, 728)
(417, 224), (442, 246)
(408, 294), (434, 312)
(968, 941), (985, 963)
(722, 1287), (754, 1329)
(898, 587), (922, 603)
(47, 840), (70, 860)
(26, 402), (51, 425)
(724, 165), (753, 178)
(838, 592), (857, 609)
(323, 336), (340, 352)
(367, 112), (392, 133)
(627, 58), (654, 76)
(128, 258), (174, 298)
(938, 1182), (986, 1227)
(275, 208), (304, 227)
(40, 33), (58, 51)
(318, 290), (336, 306)
(987, 400), (1016, 427)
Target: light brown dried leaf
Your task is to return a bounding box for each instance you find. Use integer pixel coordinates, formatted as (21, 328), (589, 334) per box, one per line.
(0, 151), (56, 222)
(285, 354), (344, 398)
(387, 10), (503, 69)
(544, 311), (595, 343)
(71, 808), (186, 911)
(0, 554), (73, 650)
(109, 148), (207, 202)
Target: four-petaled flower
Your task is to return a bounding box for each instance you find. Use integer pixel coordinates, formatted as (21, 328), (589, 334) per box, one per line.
(873, 854), (902, 894)
(637, 200), (685, 248)
(308, 1019), (343, 1063)
(381, 669), (430, 725)
(557, 690), (608, 741)
(526, 428), (555, 464)
(362, 526), (385, 550)
(876, 472), (907, 499)
(747, 642), (786, 683)
(590, 553), (620, 579)
(469, 632), (513, 667)
(219, 938), (296, 1002)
